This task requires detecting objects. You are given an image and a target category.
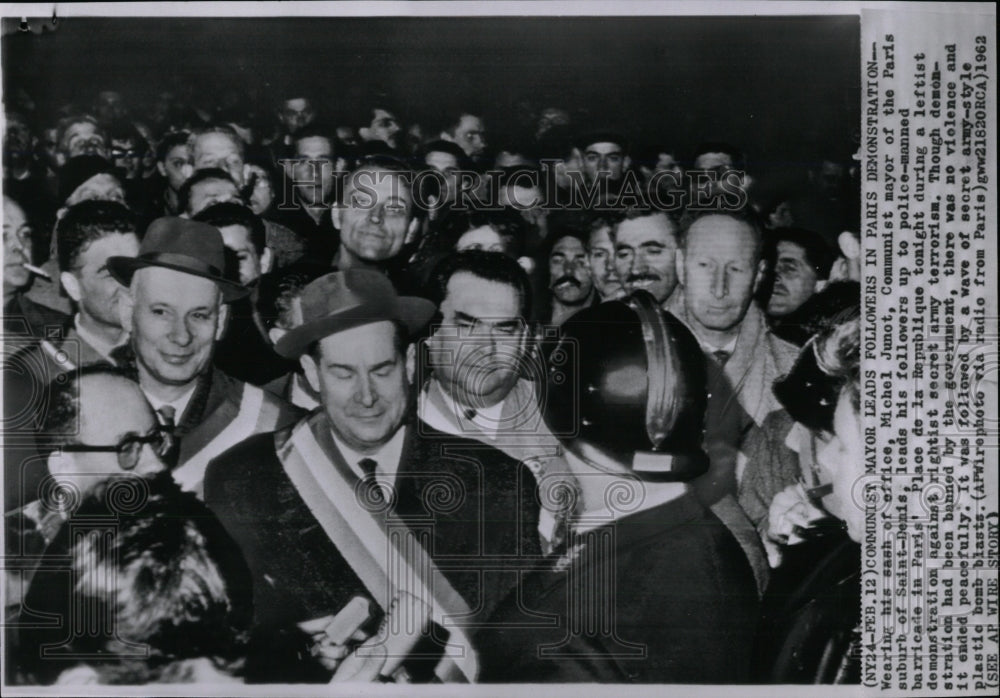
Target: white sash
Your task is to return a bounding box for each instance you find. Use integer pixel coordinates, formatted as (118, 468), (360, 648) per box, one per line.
(278, 416), (479, 682)
(172, 385), (265, 496)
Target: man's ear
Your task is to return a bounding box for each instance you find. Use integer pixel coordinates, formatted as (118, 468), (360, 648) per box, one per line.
(55, 152), (67, 168)
(358, 127), (371, 142)
(405, 342), (416, 385)
(331, 203), (343, 230)
(675, 248), (686, 287)
(260, 247), (274, 275)
(404, 217), (421, 246)
(118, 287), (135, 333)
(156, 161), (167, 177)
(300, 352), (321, 393)
(60, 271), (82, 304)
(242, 163), (252, 186)
(752, 258), (767, 295)
(624, 156), (633, 171)
(214, 301), (230, 341)
(180, 163), (194, 181)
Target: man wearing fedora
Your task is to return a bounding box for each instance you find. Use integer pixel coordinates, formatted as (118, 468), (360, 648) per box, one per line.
(202, 269), (541, 682)
(107, 216), (299, 495)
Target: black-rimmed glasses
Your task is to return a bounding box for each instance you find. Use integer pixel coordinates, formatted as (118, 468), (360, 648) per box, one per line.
(60, 427), (175, 471)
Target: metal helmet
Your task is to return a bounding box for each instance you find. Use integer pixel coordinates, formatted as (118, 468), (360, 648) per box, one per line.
(543, 290), (709, 481)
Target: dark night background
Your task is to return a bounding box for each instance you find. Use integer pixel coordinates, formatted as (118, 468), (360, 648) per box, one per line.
(3, 15), (860, 183)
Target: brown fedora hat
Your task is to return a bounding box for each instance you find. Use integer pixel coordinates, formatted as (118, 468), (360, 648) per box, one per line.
(107, 217), (248, 302)
(275, 269), (436, 359)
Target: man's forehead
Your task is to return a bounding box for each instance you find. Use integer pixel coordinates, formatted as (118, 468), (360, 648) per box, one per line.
(78, 232), (138, 264)
(458, 114), (483, 129)
(588, 224), (613, 247)
(552, 236), (586, 255)
(317, 320), (398, 356)
(585, 141), (623, 154)
(776, 239), (809, 260)
(346, 168), (412, 198)
(295, 135), (333, 156)
(426, 151), (458, 170)
(687, 215), (756, 250)
(616, 214), (673, 242)
(66, 121), (99, 139)
(284, 98), (310, 111)
(194, 132), (239, 154)
(444, 272), (521, 317)
(694, 151), (734, 169)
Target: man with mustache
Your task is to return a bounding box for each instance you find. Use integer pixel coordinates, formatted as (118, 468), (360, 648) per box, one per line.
(419, 250), (579, 554)
(764, 227), (835, 346)
(612, 208), (679, 306)
(542, 226), (594, 326)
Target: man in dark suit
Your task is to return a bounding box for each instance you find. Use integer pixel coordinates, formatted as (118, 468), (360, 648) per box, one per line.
(475, 292), (759, 683)
(203, 269), (541, 683)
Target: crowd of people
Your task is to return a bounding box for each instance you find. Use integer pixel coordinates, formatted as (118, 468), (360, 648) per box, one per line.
(3, 87), (864, 685)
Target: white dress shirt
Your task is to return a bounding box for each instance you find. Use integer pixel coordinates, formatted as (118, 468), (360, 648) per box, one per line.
(329, 425), (407, 500)
(142, 383), (198, 424)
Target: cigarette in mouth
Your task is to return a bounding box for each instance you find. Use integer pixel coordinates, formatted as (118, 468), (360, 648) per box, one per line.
(22, 263), (51, 280)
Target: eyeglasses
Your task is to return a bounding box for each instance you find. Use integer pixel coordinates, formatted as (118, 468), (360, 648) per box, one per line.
(60, 427), (175, 471)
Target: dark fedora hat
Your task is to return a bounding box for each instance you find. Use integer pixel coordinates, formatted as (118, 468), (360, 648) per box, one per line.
(107, 217), (248, 302)
(274, 270), (436, 359)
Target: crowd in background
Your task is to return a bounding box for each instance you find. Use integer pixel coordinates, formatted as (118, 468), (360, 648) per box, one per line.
(3, 85), (864, 685)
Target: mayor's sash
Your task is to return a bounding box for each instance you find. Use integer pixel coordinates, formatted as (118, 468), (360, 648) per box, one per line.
(276, 413), (479, 682)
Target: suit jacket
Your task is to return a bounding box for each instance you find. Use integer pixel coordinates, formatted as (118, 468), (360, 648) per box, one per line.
(476, 490), (760, 683)
(667, 291), (798, 506)
(754, 533), (861, 683)
(3, 293), (68, 340)
(203, 414), (541, 638)
(418, 377), (578, 553)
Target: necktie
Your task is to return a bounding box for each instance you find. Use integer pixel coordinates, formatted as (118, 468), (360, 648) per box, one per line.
(155, 405), (180, 468)
(358, 457), (385, 506)
(712, 349), (731, 367)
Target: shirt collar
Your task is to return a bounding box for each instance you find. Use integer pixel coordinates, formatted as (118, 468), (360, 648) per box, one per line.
(289, 373), (321, 411)
(700, 334), (739, 356)
(73, 313), (127, 362)
(329, 423), (407, 487)
(419, 378), (506, 440)
(142, 383), (198, 422)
